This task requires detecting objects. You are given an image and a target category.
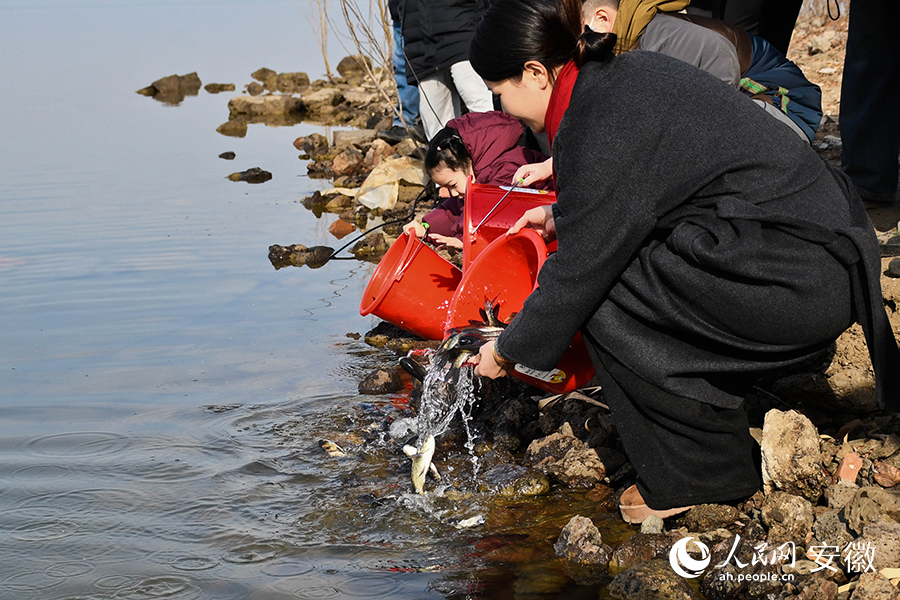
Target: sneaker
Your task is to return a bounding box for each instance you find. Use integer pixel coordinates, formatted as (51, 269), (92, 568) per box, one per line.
(376, 125), (411, 145)
(408, 123), (427, 144)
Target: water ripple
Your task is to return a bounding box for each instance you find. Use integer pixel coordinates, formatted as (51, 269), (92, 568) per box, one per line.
(44, 561), (95, 578)
(112, 576), (197, 599)
(221, 539), (289, 564)
(25, 432), (131, 458)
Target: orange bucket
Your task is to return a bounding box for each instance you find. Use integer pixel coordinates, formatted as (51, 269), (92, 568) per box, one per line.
(360, 232), (462, 340)
(446, 229), (595, 394)
(462, 179), (557, 271)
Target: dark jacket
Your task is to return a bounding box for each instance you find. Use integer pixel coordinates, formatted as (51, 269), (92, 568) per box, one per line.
(495, 51), (899, 410)
(399, 0), (488, 84)
(423, 111), (550, 238)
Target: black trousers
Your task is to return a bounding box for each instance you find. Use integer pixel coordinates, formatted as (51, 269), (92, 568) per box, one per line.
(589, 346), (762, 510)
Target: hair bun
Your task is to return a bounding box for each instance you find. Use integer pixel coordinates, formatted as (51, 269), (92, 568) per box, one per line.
(574, 28), (616, 67)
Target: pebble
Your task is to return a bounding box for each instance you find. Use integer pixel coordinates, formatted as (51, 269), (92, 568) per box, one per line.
(218, 151), (236, 160)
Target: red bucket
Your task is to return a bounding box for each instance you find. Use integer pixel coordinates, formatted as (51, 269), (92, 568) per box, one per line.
(462, 179), (557, 272)
(446, 229), (595, 394)
(360, 232), (462, 340)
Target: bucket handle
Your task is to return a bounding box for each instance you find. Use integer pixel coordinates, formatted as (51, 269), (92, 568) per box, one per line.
(394, 233), (426, 282)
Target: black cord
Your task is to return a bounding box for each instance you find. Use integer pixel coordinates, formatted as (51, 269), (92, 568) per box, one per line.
(325, 185), (432, 261)
(827, 0), (841, 21)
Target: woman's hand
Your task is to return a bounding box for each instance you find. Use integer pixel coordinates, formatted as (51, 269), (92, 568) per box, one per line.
(471, 341), (509, 379)
(403, 221), (427, 238)
(427, 233), (463, 250)
(512, 158), (553, 187)
(507, 205), (556, 242)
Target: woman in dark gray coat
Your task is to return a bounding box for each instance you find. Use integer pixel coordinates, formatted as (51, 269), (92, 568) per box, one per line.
(469, 0), (899, 523)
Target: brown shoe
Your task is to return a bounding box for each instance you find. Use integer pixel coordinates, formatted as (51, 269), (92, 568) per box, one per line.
(619, 485), (694, 524)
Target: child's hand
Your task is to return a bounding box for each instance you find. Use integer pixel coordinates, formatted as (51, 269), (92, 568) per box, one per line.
(403, 221), (427, 238)
(513, 158), (553, 187)
(508, 205), (556, 242)
(427, 233), (463, 250)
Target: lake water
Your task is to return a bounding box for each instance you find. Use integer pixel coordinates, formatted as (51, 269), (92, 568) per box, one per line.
(0, 2), (618, 598)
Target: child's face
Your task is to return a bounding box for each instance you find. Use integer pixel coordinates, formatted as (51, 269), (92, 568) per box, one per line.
(430, 164), (473, 198)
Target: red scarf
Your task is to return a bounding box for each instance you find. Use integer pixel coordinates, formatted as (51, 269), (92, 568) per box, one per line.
(544, 60), (580, 148)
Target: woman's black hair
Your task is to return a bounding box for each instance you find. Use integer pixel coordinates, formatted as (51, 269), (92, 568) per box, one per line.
(470, 0), (616, 82)
(424, 127), (472, 175)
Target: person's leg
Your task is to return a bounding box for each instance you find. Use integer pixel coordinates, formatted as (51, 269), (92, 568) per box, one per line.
(392, 21), (419, 128)
(589, 346), (761, 510)
(449, 60), (494, 114)
(418, 69), (458, 140)
(757, 0), (802, 55)
(840, 0), (900, 204)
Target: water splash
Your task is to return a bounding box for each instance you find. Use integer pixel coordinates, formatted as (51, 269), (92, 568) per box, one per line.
(415, 358), (480, 480)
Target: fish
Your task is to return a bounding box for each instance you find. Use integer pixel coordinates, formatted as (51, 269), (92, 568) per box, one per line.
(403, 434), (436, 494)
(401, 298), (512, 494)
(319, 439), (347, 457)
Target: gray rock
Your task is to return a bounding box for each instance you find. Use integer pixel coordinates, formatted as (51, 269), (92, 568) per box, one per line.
(553, 515), (612, 565)
(136, 72), (202, 104)
(247, 81), (264, 96)
(483, 464), (549, 497)
(608, 533), (680, 575)
(228, 95), (304, 117)
(333, 129), (377, 149)
(251, 67), (277, 82)
(216, 117), (247, 138)
(844, 487), (900, 534)
(888, 258), (900, 278)
(540, 444), (610, 488)
(851, 518), (900, 573)
(808, 34), (833, 55)
(609, 559), (702, 600)
(331, 148), (365, 178)
(226, 167), (272, 184)
(813, 509), (855, 550)
(848, 572), (900, 600)
(523, 423), (581, 465)
(342, 88), (381, 107)
(350, 232), (388, 258)
(336, 54), (372, 78)
(761, 409), (825, 502)
(681, 504), (741, 532)
(301, 88), (345, 112)
(276, 72), (310, 93)
(358, 367), (403, 394)
(150, 72), (201, 95)
(267, 244), (333, 270)
(205, 82), (236, 93)
(827, 480), (861, 510)
(761, 491), (814, 545)
(641, 515), (665, 534)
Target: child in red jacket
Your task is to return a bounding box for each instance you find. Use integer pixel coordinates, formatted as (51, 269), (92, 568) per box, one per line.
(404, 111), (551, 249)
